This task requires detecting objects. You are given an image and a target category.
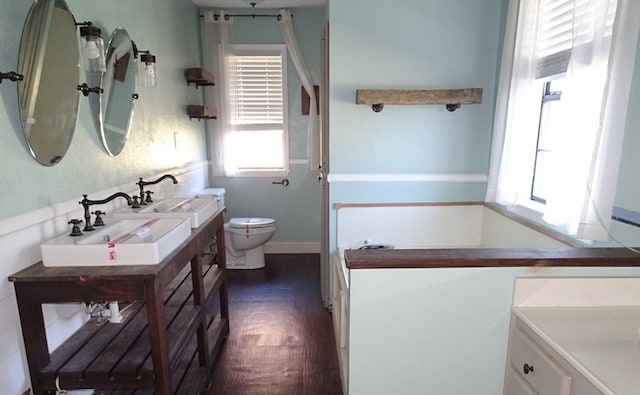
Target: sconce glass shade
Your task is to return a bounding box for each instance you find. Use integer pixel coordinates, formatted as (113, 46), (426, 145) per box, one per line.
(79, 25), (106, 73)
(139, 52), (157, 87)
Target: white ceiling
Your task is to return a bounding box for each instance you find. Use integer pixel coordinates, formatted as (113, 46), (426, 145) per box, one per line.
(192, 0), (325, 8)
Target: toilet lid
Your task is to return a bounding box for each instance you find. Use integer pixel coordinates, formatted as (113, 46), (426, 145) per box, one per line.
(228, 217), (275, 229)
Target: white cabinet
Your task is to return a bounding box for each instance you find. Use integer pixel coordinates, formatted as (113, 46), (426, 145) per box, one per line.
(505, 316), (604, 395)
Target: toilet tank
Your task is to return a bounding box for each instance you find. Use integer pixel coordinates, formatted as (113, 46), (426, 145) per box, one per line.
(198, 188), (226, 208)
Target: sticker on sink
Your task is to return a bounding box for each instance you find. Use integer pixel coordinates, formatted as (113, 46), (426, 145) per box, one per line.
(108, 242), (117, 262)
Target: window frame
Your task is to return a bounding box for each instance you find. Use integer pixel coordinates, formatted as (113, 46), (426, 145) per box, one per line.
(225, 44), (289, 178)
(530, 79), (563, 204)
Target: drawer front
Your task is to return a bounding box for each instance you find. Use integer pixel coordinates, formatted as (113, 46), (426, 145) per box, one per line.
(505, 365), (539, 395)
(510, 327), (572, 395)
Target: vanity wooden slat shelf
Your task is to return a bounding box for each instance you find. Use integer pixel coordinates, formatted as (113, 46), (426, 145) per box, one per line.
(187, 105), (217, 121)
(355, 88), (483, 112)
(184, 68), (215, 88)
(9, 210), (229, 395)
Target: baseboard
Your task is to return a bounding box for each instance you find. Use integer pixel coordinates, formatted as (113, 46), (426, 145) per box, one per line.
(264, 242), (320, 254)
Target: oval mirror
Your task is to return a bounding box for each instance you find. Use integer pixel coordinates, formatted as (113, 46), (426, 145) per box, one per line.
(17, 0), (80, 166)
(100, 27), (136, 156)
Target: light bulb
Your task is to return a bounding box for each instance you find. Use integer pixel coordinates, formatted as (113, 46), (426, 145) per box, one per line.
(84, 40), (100, 60)
(144, 64), (156, 87)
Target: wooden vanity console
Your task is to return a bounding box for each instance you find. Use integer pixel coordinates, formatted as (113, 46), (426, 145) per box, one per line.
(9, 210), (229, 395)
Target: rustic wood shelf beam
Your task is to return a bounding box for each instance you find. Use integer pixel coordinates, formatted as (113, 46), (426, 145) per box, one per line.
(187, 105), (217, 121)
(355, 88), (483, 112)
(184, 68), (215, 88)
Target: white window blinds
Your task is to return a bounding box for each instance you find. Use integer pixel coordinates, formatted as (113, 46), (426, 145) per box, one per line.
(536, 0), (617, 79)
(228, 52), (284, 131)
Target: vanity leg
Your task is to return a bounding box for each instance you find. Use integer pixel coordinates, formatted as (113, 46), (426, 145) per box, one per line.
(216, 226), (229, 321)
(144, 280), (172, 394)
(191, 255), (210, 372)
(14, 285), (53, 394)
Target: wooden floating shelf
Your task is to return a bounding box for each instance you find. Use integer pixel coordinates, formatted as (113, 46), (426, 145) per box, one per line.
(187, 105), (217, 121)
(184, 68), (215, 88)
(355, 88), (482, 112)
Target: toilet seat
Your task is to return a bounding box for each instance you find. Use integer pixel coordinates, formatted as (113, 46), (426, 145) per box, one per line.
(228, 217), (275, 229)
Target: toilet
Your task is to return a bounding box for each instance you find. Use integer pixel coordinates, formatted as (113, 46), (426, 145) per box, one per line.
(198, 188), (276, 270)
(224, 217), (276, 269)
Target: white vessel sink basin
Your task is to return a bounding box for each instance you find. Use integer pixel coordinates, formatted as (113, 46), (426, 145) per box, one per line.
(113, 197), (219, 228)
(41, 218), (191, 267)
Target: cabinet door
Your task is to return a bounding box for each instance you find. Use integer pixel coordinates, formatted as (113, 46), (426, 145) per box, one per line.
(509, 327), (572, 395)
(505, 365), (538, 395)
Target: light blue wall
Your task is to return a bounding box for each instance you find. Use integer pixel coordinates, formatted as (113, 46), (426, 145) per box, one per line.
(0, 0), (206, 220)
(208, 8), (325, 244)
(328, 0), (506, 250)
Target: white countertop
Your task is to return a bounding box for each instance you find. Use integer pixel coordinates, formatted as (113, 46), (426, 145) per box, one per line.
(513, 305), (640, 395)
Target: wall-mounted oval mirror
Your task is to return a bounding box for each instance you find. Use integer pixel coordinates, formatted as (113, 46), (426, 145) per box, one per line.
(100, 27), (136, 156)
(17, 0), (80, 166)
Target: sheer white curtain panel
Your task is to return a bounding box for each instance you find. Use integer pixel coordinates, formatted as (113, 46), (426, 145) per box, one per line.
(277, 9), (320, 171)
(203, 10), (236, 176)
(485, 0), (640, 241)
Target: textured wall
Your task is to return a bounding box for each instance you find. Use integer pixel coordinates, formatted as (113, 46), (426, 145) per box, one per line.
(0, 0), (207, 220)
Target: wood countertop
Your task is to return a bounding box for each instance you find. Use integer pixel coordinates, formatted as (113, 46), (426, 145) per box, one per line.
(344, 247), (640, 269)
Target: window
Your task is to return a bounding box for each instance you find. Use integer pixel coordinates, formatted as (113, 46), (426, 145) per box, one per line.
(486, 0), (638, 241)
(528, 0), (617, 205)
(224, 44), (288, 177)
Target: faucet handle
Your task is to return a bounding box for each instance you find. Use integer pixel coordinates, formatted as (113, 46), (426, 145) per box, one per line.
(131, 195), (141, 208)
(92, 210), (106, 227)
(68, 219), (84, 237)
(145, 190), (154, 203)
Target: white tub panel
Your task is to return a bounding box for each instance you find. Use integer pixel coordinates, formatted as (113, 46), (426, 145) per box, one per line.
(481, 208), (569, 248)
(336, 205), (483, 249)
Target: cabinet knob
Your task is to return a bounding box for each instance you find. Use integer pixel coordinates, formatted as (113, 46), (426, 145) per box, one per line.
(523, 363), (535, 375)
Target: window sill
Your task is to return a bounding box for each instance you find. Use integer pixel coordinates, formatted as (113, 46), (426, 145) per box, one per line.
(230, 169), (289, 178)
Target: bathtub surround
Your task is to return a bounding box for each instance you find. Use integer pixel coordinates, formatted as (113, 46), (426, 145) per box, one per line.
(333, 203), (640, 395)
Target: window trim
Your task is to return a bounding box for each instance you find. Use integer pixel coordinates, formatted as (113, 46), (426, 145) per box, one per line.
(226, 44), (289, 178)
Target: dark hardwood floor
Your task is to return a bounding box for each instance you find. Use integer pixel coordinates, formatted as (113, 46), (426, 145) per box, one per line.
(208, 254), (342, 395)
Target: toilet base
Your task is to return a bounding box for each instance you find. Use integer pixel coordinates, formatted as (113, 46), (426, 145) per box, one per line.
(225, 245), (266, 270)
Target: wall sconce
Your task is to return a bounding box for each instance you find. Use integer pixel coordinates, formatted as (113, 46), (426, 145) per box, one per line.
(138, 50), (157, 88)
(77, 83), (103, 96)
(132, 41), (157, 88)
(76, 21), (106, 73)
(0, 71), (24, 84)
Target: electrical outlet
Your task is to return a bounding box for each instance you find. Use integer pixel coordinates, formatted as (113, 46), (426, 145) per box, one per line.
(22, 388), (32, 395)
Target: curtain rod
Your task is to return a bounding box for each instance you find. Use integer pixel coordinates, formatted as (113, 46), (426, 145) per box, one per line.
(200, 13), (292, 20)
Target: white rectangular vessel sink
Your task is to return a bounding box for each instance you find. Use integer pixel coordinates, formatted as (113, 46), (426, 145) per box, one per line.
(41, 218), (191, 267)
(113, 197), (219, 228)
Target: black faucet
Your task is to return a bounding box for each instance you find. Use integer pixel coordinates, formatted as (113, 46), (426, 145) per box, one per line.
(79, 192), (136, 232)
(136, 174), (178, 205)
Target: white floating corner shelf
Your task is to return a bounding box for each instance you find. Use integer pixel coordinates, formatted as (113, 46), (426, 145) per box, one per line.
(355, 88), (483, 112)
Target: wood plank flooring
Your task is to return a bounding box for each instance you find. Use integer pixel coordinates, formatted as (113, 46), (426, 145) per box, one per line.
(208, 254), (342, 395)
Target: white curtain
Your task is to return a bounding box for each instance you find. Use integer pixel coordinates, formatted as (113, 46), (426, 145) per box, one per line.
(202, 10), (236, 176)
(486, 0), (640, 241)
(277, 9), (320, 171)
